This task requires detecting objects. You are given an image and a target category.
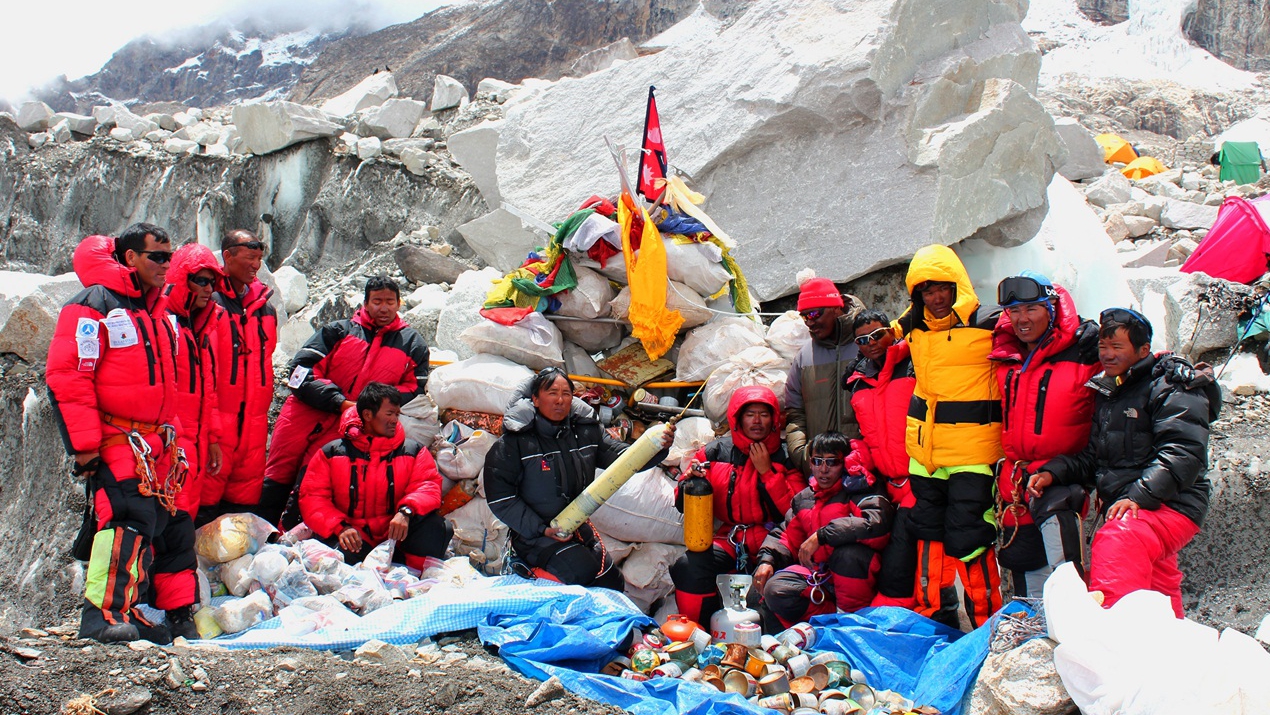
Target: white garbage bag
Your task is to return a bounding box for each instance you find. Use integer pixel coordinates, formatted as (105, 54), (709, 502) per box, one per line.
(664, 239), (732, 298)
(666, 416), (715, 471)
(459, 312), (564, 371)
(445, 496), (509, 576)
(622, 542), (685, 614)
(703, 345), (789, 424)
(556, 265), (615, 319)
(590, 468), (684, 545)
(399, 392), (441, 445)
(610, 279), (712, 329)
(557, 318), (624, 352)
(426, 354), (534, 415)
(766, 311), (812, 363)
(675, 317), (767, 381)
(213, 589), (273, 634)
(433, 421), (497, 481)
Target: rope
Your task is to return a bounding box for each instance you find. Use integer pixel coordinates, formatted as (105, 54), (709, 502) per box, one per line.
(994, 460), (1028, 552)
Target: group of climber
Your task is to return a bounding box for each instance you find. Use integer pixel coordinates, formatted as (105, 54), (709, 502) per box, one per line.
(665, 245), (1221, 633)
(48, 226), (446, 644)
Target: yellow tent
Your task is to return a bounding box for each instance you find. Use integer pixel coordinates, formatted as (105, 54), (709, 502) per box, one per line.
(1121, 156), (1167, 180)
(1096, 133), (1138, 165)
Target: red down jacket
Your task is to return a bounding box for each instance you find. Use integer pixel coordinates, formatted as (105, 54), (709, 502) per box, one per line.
(162, 245), (226, 514)
(298, 407), (442, 544)
(693, 386), (804, 559)
(211, 277), (277, 505)
(265, 308), (430, 486)
(47, 235), (181, 455)
(759, 471), (894, 567)
(845, 339), (916, 508)
(989, 284), (1099, 526)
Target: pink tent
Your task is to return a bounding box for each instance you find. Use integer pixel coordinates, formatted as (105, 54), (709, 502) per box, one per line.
(1181, 196), (1270, 284)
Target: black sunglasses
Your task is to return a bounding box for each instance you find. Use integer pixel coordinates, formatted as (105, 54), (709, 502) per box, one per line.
(854, 327), (890, 346)
(1100, 307), (1153, 339)
(140, 250), (173, 265)
(226, 240), (267, 252)
(187, 275), (217, 287)
(809, 457), (842, 467)
(800, 308), (826, 321)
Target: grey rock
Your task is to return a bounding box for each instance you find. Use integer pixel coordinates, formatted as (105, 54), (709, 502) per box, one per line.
(1052, 118), (1105, 181)
(51, 112), (97, 135)
(16, 101), (54, 132)
(109, 127), (133, 142)
(361, 98), (427, 140)
(401, 285), (448, 344)
(968, 638), (1073, 715)
(525, 675), (566, 707)
(99, 687), (153, 715)
(1119, 240), (1170, 268)
(165, 657), (187, 689)
(431, 74), (468, 112)
(231, 101), (343, 155)
(272, 266), (310, 313)
(322, 72), (398, 117)
(163, 138), (199, 155)
(356, 136), (383, 160)
(1165, 272), (1250, 357)
(436, 682), (460, 708)
(354, 638), (407, 665)
(448, 120), (502, 206)
(50, 121), (73, 143)
(1160, 199), (1219, 230)
(1169, 237), (1199, 261)
(1123, 214), (1157, 238)
(144, 130), (173, 143)
(476, 78), (517, 103)
(1181, 172), (1203, 191)
(394, 244), (468, 285)
(400, 147), (439, 175)
(1103, 211), (1130, 242)
(0, 272), (85, 362)
(435, 268), (504, 359)
(27, 132), (49, 149)
(1085, 171), (1133, 207)
(113, 106), (159, 137)
(382, 138), (435, 157)
(456, 208), (545, 272)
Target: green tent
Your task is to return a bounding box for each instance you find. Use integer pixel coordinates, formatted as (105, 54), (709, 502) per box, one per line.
(1217, 141), (1264, 185)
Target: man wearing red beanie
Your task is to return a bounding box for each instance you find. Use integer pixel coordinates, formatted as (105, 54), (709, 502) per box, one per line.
(784, 274), (864, 473)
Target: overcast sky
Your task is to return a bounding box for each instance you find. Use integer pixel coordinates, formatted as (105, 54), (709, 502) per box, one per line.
(0, 0), (451, 102)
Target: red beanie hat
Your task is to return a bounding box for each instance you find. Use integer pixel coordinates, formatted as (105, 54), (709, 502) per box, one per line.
(797, 277), (844, 312)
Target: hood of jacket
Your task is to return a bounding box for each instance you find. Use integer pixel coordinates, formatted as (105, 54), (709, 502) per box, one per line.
(903, 244), (980, 331)
(74, 235), (143, 298)
(339, 404), (406, 453)
(216, 274), (273, 312)
(502, 377), (598, 433)
(165, 244), (226, 320)
(727, 385), (783, 453)
(990, 284), (1081, 365)
(352, 305), (408, 334)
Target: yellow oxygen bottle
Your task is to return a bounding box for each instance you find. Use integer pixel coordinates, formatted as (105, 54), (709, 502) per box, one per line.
(552, 423), (669, 537)
(681, 465), (714, 552)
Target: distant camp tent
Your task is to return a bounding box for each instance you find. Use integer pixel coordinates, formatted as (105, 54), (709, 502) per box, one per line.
(1096, 133), (1138, 164)
(1181, 195), (1270, 284)
(1213, 141), (1264, 185)
(1121, 156), (1167, 180)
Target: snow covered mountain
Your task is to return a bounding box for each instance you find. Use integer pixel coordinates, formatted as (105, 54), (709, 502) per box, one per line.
(33, 23), (360, 113)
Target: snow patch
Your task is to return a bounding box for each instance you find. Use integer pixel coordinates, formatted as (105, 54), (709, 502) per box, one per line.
(1025, 0), (1255, 90)
(641, 3), (722, 50)
(165, 55), (204, 74)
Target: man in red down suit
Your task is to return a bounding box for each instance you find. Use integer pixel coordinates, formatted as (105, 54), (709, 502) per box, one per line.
(47, 225), (194, 643)
(205, 229), (277, 523)
(299, 382), (451, 568)
(669, 385), (805, 624)
(259, 275), (430, 526)
(163, 244), (226, 529)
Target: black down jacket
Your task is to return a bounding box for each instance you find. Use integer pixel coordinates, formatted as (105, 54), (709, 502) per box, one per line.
(484, 382), (667, 564)
(1043, 354), (1221, 527)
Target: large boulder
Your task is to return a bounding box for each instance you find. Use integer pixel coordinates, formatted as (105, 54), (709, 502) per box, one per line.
(1085, 171), (1133, 207)
(1160, 199), (1219, 230)
(1052, 118), (1106, 181)
(321, 72), (399, 117)
(0, 272), (84, 362)
(1164, 271), (1250, 358)
(455, 208), (547, 271)
(448, 120), (502, 206)
(16, 102), (54, 132)
(360, 99), (427, 140)
(477, 0), (1058, 299)
(231, 101), (344, 155)
(50, 112), (97, 135)
(111, 105), (159, 138)
(393, 244), (468, 285)
(431, 75), (468, 112)
(271, 266), (310, 314)
(968, 638), (1074, 715)
(401, 284), (449, 344)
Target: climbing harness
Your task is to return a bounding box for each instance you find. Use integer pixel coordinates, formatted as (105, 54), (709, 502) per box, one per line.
(805, 567), (829, 606)
(728, 524), (750, 573)
(995, 459), (1029, 551)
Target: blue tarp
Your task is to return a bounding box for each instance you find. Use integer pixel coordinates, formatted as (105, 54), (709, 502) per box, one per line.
(213, 576), (1011, 715)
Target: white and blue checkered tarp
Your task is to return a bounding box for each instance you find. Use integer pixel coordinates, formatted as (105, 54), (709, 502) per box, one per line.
(210, 575), (1005, 715)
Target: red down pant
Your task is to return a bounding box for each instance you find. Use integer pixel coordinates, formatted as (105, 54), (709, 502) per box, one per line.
(914, 539), (1002, 629)
(762, 545), (882, 628)
(1089, 504), (1200, 618)
(82, 437), (197, 633)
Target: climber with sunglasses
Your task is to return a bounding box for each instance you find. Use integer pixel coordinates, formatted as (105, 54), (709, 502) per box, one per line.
(987, 272), (1099, 600)
(784, 272), (867, 474)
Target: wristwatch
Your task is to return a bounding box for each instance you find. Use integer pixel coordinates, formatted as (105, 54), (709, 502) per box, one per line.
(398, 505), (415, 517)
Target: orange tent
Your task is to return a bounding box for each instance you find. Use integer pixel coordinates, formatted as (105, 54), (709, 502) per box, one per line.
(1096, 133), (1138, 164)
(1121, 156), (1167, 180)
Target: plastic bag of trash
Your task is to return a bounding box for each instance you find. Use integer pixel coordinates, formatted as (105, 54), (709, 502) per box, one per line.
(426, 354), (534, 415)
(590, 468), (684, 544)
(675, 317), (767, 381)
(445, 497), (509, 575)
(195, 513), (277, 563)
(269, 558), (318, 610)
(622, 542), (685, 613)
(363, 539), (395, 572)
(766, 311), (812, 363)
(557, 318), (624, 352)
(420, 556), (481, 589)
(556, 265), (615, 320)
(221, 553), (256, 597)
(297, 539), (345, 574)
(277, 595), (361, 636)
(434, 422), (497, 481)
(666, 416), (715, 472)
(248, 547), (292, 588)
(610, 280), (712, 329)
(399, 392), (441, 446)
(334, 568), (394, 615)
(308, 561), (354, 595)
(703, 345), (789, 424)
(213, 589), (273, 634)
(460, 312), (564, 371)
(278, 522), (314, 547)
(193, 606), (222, 639)
(664, 239), (732, 298)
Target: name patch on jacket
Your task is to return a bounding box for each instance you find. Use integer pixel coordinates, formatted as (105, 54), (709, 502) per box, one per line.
(76, 317), (99, 371)
(103, 309), (138, 348)
(287, 365), (310, 389)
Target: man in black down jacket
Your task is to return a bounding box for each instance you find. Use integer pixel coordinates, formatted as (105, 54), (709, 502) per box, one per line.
(1028, 308), (1220, 618)
(485, 368), (672, 589)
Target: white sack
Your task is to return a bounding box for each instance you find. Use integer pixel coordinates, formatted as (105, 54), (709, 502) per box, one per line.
(703, 345), (788, 424)
(622, 542), (685, 614)
(675, 316), (767, 381)
(590, 468), (684, 545)
(556, 265), (614, 319)
(611, 279), (712, 329)
(434, 421), (497, 481)
(426, 354), (534, 415)
(557, 318), (625, 352)
(766, 311), (812, 363)
(665, 239), (732, 297)
(399, 392), (441, 445)
(666, 416), (715, 471)
(445, 496), (509, 576)
(460, 312), (564, 371)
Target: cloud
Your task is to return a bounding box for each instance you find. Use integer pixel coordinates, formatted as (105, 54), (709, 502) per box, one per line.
(0, 0), (451, 103)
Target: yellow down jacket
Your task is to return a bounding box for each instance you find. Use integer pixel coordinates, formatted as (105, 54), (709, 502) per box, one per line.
(894, 245), (1003, 473)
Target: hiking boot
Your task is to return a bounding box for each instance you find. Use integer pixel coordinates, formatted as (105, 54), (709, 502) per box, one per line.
(87, 622), (141, 644)
(508, 556), (534, 580)
(166, 605), (199, 641)
(132, 612), (172, 645)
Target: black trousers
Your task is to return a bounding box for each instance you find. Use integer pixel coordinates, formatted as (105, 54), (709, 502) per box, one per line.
(875, 506), (918, 599)
(909, 471), (996, 559)
(321, 511), (452, 567)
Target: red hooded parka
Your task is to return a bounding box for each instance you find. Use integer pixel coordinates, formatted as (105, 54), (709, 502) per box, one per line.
(845, 339), (917, 508)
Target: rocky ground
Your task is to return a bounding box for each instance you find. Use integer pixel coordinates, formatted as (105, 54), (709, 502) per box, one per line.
(0, 626), (620, 715)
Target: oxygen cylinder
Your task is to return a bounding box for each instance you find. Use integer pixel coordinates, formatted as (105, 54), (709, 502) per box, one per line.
(681, 469), (714, 553)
